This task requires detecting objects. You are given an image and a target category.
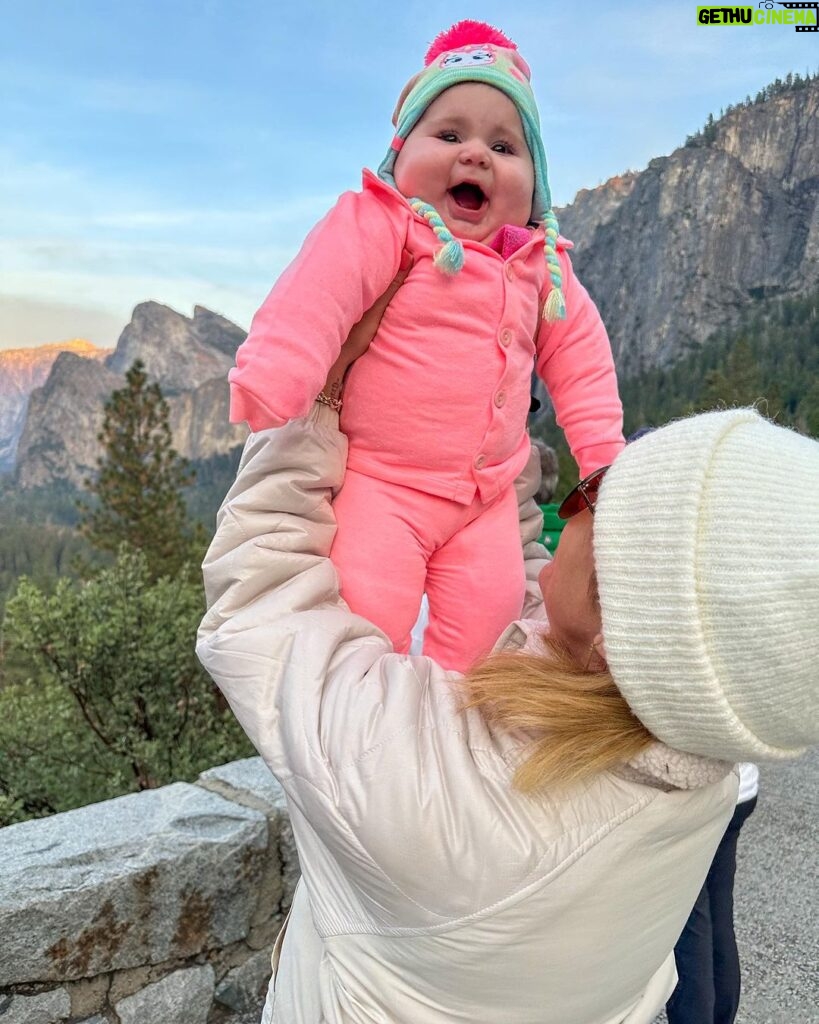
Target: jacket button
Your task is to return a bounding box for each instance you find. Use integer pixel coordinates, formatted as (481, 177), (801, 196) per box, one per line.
(494, 391), (506, 408)
(474, 453), (487, 469)
(500, 328), (512, 347)
(505, 264), (515, 281)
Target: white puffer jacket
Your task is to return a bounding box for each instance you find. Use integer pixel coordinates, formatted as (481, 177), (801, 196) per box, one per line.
(196, 404), (737, 1024)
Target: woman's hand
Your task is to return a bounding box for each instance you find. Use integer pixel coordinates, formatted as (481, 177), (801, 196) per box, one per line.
(321, 250), (413, 405)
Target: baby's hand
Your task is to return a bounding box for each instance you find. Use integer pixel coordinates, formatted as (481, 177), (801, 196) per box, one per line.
(322, 250), (413, 404)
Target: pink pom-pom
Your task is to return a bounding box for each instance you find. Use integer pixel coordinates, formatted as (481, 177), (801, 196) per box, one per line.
(424, 20), (517, 66)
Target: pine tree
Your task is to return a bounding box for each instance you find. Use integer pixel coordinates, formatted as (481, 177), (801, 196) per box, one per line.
(0, 362), (249, 826)
(700, 338), (764, 410)
(79, 360), (201, 579)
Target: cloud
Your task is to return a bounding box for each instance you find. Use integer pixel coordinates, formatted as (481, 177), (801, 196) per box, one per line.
(4, 0), (813, 350)
(1, 267), (257, 349)
(0, 148), (334, 338)
(0, 147), (337, 235)
(79, 196), (339, 233)
(0, 295), (126, 350)
(0, 59), (215, 119)
(0, 242), (284, 335)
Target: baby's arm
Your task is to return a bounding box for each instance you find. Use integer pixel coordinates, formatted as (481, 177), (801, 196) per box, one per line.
(321, 250), (414, 405)
(230, 190), (405, 430)
(535, 251), (625, 477)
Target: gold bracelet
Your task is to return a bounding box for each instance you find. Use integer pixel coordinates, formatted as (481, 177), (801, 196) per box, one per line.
(316, 391), (342, 412)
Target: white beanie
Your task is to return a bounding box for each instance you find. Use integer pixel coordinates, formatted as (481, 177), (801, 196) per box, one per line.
(593, 408), (819, 762)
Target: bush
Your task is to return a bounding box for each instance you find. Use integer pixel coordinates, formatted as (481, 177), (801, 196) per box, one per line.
(0, 546), (252, 826)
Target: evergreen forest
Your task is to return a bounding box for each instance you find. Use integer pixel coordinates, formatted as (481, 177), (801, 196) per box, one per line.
(0, 364), (252, 826)
(535, 287), (819, 494)
(1, 288), (817, 825)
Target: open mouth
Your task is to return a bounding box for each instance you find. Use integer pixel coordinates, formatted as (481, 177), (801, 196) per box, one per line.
(449, 182), (487, 211)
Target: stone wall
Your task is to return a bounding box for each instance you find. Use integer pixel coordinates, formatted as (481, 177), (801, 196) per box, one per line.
(0, 758), (298, 1024)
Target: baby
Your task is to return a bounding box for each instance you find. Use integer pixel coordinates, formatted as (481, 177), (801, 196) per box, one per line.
(229, 20), (625, 672)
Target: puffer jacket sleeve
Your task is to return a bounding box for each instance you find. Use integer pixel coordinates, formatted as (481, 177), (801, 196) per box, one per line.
(196, 402), (376, 765)
(535, 250), (625, 477)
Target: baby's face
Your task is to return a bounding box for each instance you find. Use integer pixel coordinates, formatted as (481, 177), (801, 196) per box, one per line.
(393, 83), (534, 245)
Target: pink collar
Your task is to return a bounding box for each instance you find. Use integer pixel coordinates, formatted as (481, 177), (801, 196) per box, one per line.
(487, 224), (535, 259)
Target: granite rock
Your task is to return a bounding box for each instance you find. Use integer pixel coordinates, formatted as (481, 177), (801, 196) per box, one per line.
(14, 352), (121, 488)
(0, 784), (267, 984)
(114, 965), (214, 1024)
(198, 757), (300, 911)
(0, 989), (70, 1024)
(214, 947), (272, 1012)
(0, 341), (109, 473)
(13, 302), (247, 489)
(557, 80), (819, 376)
(105, 302), (238, 395)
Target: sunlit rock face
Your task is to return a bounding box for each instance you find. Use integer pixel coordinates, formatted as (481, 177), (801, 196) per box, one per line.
(0, 340), (110, 473)
(13, 304), (248, 489)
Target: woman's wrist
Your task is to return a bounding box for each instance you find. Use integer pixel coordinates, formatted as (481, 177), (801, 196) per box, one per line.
(316, 390), (342, 412)
(320, 358), (349, 408)
(318, 370), (345, 411)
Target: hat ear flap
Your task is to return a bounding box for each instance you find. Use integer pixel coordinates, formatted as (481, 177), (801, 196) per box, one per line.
(392, 72), (422, 126)
(512, 52), (532, 80)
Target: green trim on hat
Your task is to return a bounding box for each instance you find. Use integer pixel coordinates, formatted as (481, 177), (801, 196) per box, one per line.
(376, 38), (566, 318)
(378, 52), (551, 222)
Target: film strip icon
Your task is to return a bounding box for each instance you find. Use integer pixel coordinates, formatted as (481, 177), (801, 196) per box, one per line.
(777, 1), (819, 31)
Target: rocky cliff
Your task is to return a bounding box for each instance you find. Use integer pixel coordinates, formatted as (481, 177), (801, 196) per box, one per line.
(14, 304), (248, 490)
(106, 303), (246, 394)
(0, 340), (110, 473)
(557, 78), (819, 375)
(15, 354), (124, 488)
(11, 78), (819, 489)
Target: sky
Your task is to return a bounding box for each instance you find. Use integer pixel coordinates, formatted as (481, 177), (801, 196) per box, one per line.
(1, 0), (816, 350)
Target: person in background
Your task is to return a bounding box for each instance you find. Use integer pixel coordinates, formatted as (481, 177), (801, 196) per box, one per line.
(531, 436), (559, 505)
(197, 404), (818, 1024)
(667, 764), (759, 1024)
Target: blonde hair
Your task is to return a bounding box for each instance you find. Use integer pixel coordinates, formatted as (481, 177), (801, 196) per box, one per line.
(463, 635), (654, 792)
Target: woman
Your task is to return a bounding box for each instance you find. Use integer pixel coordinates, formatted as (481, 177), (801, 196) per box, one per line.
(197, 404), (818, 1024)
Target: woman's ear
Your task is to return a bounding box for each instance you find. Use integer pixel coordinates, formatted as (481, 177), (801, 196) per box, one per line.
(590, 633), (607, 668)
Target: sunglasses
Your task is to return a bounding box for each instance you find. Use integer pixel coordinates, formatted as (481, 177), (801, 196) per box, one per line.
(557, 466), (609, 520)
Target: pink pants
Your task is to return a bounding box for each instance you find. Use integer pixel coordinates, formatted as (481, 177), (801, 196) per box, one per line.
(331, 469), (525, 673)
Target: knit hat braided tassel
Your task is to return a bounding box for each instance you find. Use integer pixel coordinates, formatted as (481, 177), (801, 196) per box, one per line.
(542, 211), (566, 321)
(409, 199), (465, 274)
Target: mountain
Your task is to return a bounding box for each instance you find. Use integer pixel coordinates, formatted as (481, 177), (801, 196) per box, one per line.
(0, 340), (110, 472)
(14, 304), (248, 490)
(10, 76), (819, 490)
(106, 303), (245, 394)
(556, 76), (819, 376)
(14, 353), (123, 488)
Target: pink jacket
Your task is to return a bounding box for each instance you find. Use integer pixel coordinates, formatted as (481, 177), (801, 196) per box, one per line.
(230, 170), (624, 503)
